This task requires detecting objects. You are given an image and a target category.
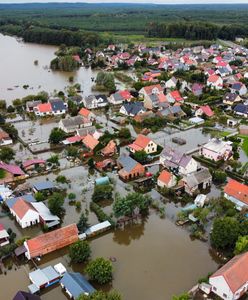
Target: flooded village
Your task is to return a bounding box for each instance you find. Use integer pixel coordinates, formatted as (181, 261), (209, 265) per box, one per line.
(0, 30), (248, 300)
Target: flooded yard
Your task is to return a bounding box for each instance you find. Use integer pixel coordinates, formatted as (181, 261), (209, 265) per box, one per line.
(0, 163), (219, 300)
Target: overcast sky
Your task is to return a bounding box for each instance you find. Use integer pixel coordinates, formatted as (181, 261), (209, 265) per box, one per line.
(1, 0), (248, 4)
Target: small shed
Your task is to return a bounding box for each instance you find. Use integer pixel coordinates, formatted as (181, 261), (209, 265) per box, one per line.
(194, 194), (208, 208)
(95, 176), (110, 186)
(85, 221), (112, 237)
(189, 117), (205, 125)
(54, 263), (67, 276)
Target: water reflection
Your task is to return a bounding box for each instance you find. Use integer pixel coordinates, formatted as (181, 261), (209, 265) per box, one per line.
(113, 218), (147, 246)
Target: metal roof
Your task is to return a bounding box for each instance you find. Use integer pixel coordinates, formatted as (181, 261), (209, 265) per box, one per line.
(85, 221), (111, 236)
(33, 181), (54, 191)
(60, 272), (95, 298)
(6, 194), (36, 209)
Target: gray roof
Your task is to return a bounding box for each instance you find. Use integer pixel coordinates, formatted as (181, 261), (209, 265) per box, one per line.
(49, 99), (67, 112)
(122, 102), (144, 116)
(118, 154), (138, 173)
(77, 126), (96, 137)
(33, 181), (54, 191)
(60, 272), (95, 298)
(42, 266), (59, 281)
(61, 116), (85, 128)
(84, 95), (96, 106)
(184, 168), (212, 188)
(161, 146), (192, 168)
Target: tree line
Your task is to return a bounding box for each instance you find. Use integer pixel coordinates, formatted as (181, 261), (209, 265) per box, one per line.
(146, 22), (248, 40)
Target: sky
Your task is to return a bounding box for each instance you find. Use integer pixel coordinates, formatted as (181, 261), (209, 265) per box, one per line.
(1, 0), (248, 4)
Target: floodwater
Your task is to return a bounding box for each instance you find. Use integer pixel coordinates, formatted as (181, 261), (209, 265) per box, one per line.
(0, 165), (219, 300)
(0, 34), (98, 103)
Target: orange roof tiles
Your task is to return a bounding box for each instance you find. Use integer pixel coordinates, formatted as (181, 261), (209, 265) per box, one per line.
(131, 134), (152, 150)
(210, 252), (248, 293)
(143, 84), (163, 95)
(158, 170), (173, 185)
(12, 198), (37, 219)
(37, 103), (52, 113)
(83, 134), (99, 150)
(224, 179), (248, 205)
(79, 108), (91, 118)
(208, 74), (221, 83)
(26, 224), (78, 258)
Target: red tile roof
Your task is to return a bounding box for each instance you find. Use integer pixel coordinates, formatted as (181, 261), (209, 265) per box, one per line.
(37, 103), (52, 113)
(26, 224), (78, 258)
(83, 134), (99, 150)
(169, 90), (183, 102)
(199, 105), (214, 117)
(158, 170), (173, 185)
(210, 252), (248, 293)
(208, 74), (221, 83)
(143, 84), (163, 95)
(0, 162), (24, 175)
(119, 90), (132, 100)
(0, 130), (10, 140)
(224, 179), (248, 205)
(12, 198), (37, 219)
(79, 108), (91, 118)
(23, 159), (46, 168)
(129, 134), (152, 151)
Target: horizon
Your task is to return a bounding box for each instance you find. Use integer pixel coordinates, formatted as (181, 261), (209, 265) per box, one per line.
(1, 0), (248, 4)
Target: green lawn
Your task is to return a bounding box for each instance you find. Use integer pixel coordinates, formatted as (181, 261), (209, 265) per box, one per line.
(239, 135), (248, 157)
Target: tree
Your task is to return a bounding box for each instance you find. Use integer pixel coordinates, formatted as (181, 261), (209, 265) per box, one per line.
(77, 290), (122, 300)
(1, 123), (18, 140)
(0, 147), (15, 162)
(210, 217), (240, 250)
(7, 105), (15, 113)
(49, 128), (66, 144)
(193, 207), (210, 225)
(68, 192), (76, 200)
(113, 192), (151, 218)
(118, 128), (131, 139)
(56, 175), (68, 184)
(48, 192), (65, 217)
(212, 171), (227, 184)
(0, 100), (6, 111)
(172, 293), (190, 300)
(35, 192), (45, 202)
(95, 72), (116, 92)
(92, 185), (113, 203)
(133, 150), (148, 163)
(234, 236), (248, 255)
(77, 212), (89, 233)
(67, 146), (78, 158)
(86, 257), (113, 284)
(69, 240), (91, 263)
(47, 154), (59, 165)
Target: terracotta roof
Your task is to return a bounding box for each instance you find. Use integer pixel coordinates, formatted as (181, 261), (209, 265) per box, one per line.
(82, 134), (99, 150)
(26, 224), (78, 258)
(130, 134), (152, 150)
(37, 103), (52, 113)
(119, 90), (132, 100)
(224, 179), (248, 205)
(143, 84), (163, 95)
(101, 140), (116, 156)
(12, 198), (37, 219)
(169, 91), (183, 102)
(208, 74), (221, 83)
(0, 162), (24, 175)
(79, 108), (91, 118)
(23, 159), (45, 168)
(210, 252), (248, 293)
(158, 170), (173, 184)
(199, 105), (214, 117)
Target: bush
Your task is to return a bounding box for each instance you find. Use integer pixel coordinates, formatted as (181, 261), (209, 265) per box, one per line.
(90, 202), (114, 225)
(69, 240), (91, 263)
(92, 184), (113, 203)
(86, 257), (113, 284)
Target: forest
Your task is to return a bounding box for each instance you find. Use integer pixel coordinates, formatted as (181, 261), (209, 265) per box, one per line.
(1, 3), (248, 44)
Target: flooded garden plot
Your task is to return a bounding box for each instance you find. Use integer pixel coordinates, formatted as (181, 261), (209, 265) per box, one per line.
(14, 119), (59, 152)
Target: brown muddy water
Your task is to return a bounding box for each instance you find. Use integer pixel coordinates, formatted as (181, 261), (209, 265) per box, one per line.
(0, 165), (219, 300)
(0, 34), (125, 104)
